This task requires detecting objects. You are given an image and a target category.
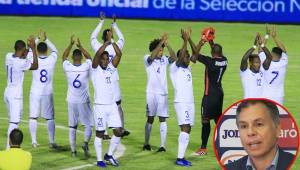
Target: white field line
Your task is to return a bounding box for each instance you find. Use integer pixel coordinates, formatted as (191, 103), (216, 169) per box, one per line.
(0, 117), (126, 170)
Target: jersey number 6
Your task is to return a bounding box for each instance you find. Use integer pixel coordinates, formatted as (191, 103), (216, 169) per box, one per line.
(73, 74), (82, 88)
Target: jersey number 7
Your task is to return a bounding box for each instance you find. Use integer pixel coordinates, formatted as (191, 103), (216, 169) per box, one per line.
(269, 71), (279, 84)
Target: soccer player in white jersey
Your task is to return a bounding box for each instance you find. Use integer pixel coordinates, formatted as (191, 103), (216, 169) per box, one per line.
(91, 32), (123, 168)
(258, 25), (288, 105)
(91, 12), (129, 138)
(240, 33), (272, 98)
(4, 36), (38, 149)
(62, 36), (94, 158)
(28, 31), (58, 149)
(170, 30), (194, 167)
(143, 33), (177, 152)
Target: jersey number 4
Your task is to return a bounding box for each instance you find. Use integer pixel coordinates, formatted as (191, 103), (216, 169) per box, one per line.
(269, 71), (279, 84)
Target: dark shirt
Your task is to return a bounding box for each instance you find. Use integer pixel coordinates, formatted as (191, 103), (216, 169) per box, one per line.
(197, 54), (227, 95)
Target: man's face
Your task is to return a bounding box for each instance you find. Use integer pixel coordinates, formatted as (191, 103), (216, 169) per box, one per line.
(158, 47), (164, 58)
(238, 103), (280, 159)
(100, 54), (109, 68)
(182, 50), (190, 67)
(250, 57), (261, 72)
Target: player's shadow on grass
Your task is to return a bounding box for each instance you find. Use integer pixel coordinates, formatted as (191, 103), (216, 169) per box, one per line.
(49, 144), (69, 152)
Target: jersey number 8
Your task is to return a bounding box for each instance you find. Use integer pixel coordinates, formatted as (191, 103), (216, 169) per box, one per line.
(40, 69), (48, 83)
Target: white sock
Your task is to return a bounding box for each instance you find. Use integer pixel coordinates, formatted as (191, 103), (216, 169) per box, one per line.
(84, 126), (92, 143)
(29, 119), (37, 144)
(144, 123), (152, 145)
(160, 122), (167, 148)
(69, 128), (76, 152)
(47, 119), (55, 144)
(117, 104), (125, 128)
(178, 131), (190, 159)
(94, 137), (103, 161)
(7, 123), (18, 149)
(107, 135), (120, 156)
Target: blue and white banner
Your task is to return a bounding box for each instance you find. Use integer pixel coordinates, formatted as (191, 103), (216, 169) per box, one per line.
(1, 0), (300, 23)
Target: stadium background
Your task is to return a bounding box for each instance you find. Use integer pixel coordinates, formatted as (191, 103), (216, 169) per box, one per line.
(0, 0), (300, 169)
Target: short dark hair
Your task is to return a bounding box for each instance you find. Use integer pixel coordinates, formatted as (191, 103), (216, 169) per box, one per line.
(249, 54), (259, 62)
(72, 49), (82, 57)
(149, 39), (164, 52)
(37, 42), (48, 53)
(101, 51), (109, 58)
(14, 40), (26, 51)
(272, 47), (283, 56)
(9, 129), (23, 146)
(236, 99), (280, 127)
(211, 43), (223, 56)
(102, 29), (111, 42)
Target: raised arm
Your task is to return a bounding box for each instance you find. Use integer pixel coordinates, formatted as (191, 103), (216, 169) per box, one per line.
(259, 24), (271, 53)
(28, 35), (38, 70)
(177, 29), (188, 65)
(258, 34), (272, 70)
(111, 42), (122, 67)
(76, 38), (91, 60)
(271, 25), (287, 53)
(111, 14), (125, 50)
(90, 12), (105, 52)
(240, 34), (258, 71)
(62, 35), (75, 62)
(188, 29), (206, 63)
(92, 41), (109, 69)
(149, 34), (167, 62)
(44, 32), (58, 54)
(165, 40), (177, 63)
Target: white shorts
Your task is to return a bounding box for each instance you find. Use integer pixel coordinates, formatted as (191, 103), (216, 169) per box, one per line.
(113, 80), (122, 102)
(93, 103), (121, 131)
(68, 102), (94, 127)
(174, 102), (195, 126)
(4, 94), (22, 123)
(146, 93), (168, 117)
(29, 93), (54, 120)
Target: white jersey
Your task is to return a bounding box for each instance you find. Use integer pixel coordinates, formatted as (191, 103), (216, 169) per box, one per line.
(91, 64), (117, 105)
(63, 59), (92, 104)
(259, 52), (288, 98)
(4, 53), (32, 99)
(144, 55), (169, 95)
(30, 39), (57, 95)
(240, 68), (264, 98)
(90, 21), (124, 82)
(170, 62), (194, 103)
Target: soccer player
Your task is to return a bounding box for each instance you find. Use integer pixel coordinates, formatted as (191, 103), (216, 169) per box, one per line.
(4, 36), (38, 149)
(258, 25), (288, 105)
(91, 33), (123, 168)
(188, 29), (227, 156)
(62, 36), (93, 157)
(170, 29), (194, 166)
(91, 12), (129, 138)
(28, 30), (58, 149)
(143, 33), (177, 152)
(240, 33), (272, 98)
(0, 129), (32, 170)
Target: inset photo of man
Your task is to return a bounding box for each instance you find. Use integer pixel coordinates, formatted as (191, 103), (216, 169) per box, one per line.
(214, 99), (299, 170)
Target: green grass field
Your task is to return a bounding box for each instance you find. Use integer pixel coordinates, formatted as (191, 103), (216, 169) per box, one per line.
(0, 16), (299, 170)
